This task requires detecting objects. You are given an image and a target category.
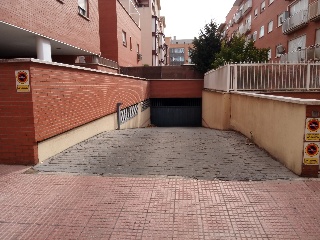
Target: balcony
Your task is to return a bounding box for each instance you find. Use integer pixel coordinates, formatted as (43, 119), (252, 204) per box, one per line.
(75, 56), (119, 69)
(309, 0), (320, 21)
(242, 0), (252, 16)
(239, 21), (251, 35)
(234, 10), (243, 23)
(280, 45), (320, 63)
(282, 10), (308, 35)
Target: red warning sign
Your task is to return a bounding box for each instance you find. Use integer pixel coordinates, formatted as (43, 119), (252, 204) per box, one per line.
(305, 143), (319, 157)
(15, 70), (30, 92)
(307, 119), (320, 132)
(16, 71), (28, 84)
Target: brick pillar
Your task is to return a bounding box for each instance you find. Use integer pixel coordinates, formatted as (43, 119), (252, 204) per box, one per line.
(0, 62), (38, 165)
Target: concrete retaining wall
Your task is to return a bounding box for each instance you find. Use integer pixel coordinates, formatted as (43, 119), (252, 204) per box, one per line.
(202, 90), (320, 177)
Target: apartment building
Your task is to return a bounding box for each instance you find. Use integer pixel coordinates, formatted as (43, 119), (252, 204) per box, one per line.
(0, 0), (100, 63)
(138, 0), (167, 66)
(221, 0), (320, 62)
(0, 0), (161, 68)
(165, 37), (194, 66)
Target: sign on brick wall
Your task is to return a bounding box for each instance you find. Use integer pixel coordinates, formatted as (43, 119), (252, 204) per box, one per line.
(15, 70), (30, 92)
(304, 118), (320, 165)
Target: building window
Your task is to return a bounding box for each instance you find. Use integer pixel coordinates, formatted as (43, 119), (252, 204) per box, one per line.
(253, 31), (257, 41)
(122, 31), (127, 47)
(277, 12), (289, 27)
(268, 49), (272, 60)
(269, 0), (274, 5)
(261, 1), (266, 12)
(78, 0), (88, 17)
(170, 48), (184, 53)
(259, 26), (265, 38)
(130, 37), (132, 50)
(254, 8), (258, 18)
(268, 21), (273, 33)
(290, 0), (308, 16)
(137, 44), (140, 53)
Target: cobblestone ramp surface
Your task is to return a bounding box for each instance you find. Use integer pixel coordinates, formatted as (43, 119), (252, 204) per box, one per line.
(34, 128), (298, 181)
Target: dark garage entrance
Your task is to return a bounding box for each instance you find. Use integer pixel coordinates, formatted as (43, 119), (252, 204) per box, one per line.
(151, 98), (202, 127)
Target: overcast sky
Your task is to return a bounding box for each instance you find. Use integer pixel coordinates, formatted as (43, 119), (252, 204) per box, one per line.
(160, 0), (235, 40)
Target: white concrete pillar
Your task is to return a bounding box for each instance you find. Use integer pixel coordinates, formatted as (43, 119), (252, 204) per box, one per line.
(36, 37), (52, 62)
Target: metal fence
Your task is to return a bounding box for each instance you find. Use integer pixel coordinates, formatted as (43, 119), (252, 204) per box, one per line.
(120, 104), (139, 124)
(204, 62), (320, 92)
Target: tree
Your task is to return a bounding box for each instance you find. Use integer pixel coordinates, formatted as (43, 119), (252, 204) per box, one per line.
(212, 36), (269, 69)
(189, 20), (222, 74)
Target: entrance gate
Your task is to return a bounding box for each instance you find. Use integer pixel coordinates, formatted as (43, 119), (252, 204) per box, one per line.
(151, 98), (202, 127)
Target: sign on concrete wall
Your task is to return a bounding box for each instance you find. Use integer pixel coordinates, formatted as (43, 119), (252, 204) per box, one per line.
(15, 70), (30, 92)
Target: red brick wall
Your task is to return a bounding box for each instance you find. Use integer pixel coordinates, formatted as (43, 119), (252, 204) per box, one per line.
(99, 0), (118, 62)
(0, 63), (37, 165)
(0, 61), (149, 165)
(0, 0), (100, 54)
(31, 63), (149, 142)
(99, 1), (142, 67)
(150, 80), (203, 98)
(116, 1), (142, 67)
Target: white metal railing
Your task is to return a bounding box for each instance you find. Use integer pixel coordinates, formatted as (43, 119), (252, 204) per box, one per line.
(239, 21), (251, 35)
(243, 0), (252, 15)
(282, 10), (308, 34)
(234, 10), (243, 23)
(204, 62), (320, 92)
(309, 0), (320, 21)
(280, 45), (320, 63)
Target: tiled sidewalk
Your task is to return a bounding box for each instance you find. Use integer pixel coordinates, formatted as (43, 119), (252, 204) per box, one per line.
(1, 165), (320, 239)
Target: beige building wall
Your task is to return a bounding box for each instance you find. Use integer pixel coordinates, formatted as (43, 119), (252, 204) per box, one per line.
(202, 90), (231, 130)
(139, 6), (153, 65)
(139, 0), (164, 66)
(230, 92), (306, 175)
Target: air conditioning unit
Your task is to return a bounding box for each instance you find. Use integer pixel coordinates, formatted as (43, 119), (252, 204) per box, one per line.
(276, 45), (286, 54)
(279, 11), (289, 24)
(137, 53), (142, 61)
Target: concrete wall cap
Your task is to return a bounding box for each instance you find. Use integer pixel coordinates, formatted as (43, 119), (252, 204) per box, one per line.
(233, 91), (320, 105)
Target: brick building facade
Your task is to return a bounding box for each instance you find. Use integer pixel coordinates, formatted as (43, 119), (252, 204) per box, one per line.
(222, 0), (320, 62)
(0, 0), (159, 68)
(0, 0), (100, 60)
(99, 0), (143, 67)
(165, 37), (194, 66)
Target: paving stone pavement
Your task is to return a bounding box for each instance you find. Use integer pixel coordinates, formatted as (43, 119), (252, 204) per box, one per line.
(1, 165), (320, 239)
(34, 128), (298, 181)
(3, 128), (320, 240)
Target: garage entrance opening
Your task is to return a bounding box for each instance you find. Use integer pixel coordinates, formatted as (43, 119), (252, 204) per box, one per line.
(151, 98), (202, 127)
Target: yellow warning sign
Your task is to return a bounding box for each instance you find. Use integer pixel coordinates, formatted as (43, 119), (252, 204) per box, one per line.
(306, 133), (320, 141)
(303, 158), (319, 165)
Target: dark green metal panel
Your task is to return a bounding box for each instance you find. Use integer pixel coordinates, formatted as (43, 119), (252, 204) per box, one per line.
(151, 98), (202, 127)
